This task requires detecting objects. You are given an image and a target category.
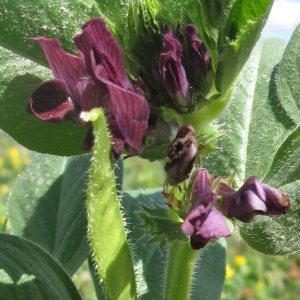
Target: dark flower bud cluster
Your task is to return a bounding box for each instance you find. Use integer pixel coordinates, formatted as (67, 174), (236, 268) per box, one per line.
(158, 25), (212, 112)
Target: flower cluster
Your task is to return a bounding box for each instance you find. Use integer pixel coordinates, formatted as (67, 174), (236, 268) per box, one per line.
(28, 18), (212, 158)
(180, 167), (290, 250)
(28, 18), (150, 157)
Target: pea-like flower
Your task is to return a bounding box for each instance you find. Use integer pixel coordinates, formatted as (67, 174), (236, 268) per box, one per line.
(218, 177), (290, 223)
(28, 18), (150, 157)
(181, 168), (231, 250)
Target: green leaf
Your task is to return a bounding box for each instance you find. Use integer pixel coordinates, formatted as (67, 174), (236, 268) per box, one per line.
(0, 234), (82, 299)
(85, 108), (137, 300)
(191, 238), (227, 300)
(0, 47), (88, 156)
(8, 153), (90, 275)
(277, 23), (300, 124)
(138, 201), (189, 245)
(216, 0), (274, 92)
(203, 38), (292, 185)
(122, 189), (168, 300)
(0, 0), (98, 65)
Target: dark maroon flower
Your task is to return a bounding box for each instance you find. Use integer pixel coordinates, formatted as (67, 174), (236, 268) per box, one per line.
(218, 177), (290, 223)
(159, 31), (190, 108)
(28, 18), (150, 156)
(181, 168), (231, 249)
(165, 125), (198, 185)
(184, 25), (211, 79)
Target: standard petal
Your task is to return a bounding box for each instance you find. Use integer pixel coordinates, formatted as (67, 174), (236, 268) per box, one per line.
(181, 193), (230, 249)
(28, 79), (76, 123)
(96, 78), (150, 152)
(30, 37), (87, 104)
(74, 18), (126, 86)
(199, 207), (231, 240)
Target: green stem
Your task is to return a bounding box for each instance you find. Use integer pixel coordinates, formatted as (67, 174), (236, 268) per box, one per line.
(163, 240), (199, 300)
(183, 86), (233, 136)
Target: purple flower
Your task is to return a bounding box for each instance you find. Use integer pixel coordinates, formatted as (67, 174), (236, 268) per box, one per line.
(28, 18), (150, 157)
(184, 25), (211, 80)
(159, 29), (190, 108)
(165, 125), (198, 185)
(181, 168), (231, 250)
(218, 177), (290, 223)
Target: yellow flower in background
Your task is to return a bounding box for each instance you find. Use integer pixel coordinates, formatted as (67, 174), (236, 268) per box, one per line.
(11, 156), (21, 167)
(0, 184), (9, 194)
(255, 281), (265, 290)
(0, 157), (3, 168)
(0, 216), (6, 226)
(6, 147), (21, 167)
(225, 264), (235, 280)
(234, 255), (247, 267)
(7, 147), (19, 158)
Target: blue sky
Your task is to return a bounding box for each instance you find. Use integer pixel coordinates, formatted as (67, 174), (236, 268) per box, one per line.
(262, 0), (300, 40)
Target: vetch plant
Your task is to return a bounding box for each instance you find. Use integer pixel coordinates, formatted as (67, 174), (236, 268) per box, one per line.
(0, 0), (300, 299)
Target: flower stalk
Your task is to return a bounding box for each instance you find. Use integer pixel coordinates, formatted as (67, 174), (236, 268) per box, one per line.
(163, 240), (199, 300)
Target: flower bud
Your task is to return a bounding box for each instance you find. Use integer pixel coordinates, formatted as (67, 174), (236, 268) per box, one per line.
(165, 125), (197, 185)
(184, 24), (212, 92)
(159, 33), (190, 108)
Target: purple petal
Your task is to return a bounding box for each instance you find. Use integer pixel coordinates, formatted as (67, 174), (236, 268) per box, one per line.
(190, 168), (213, 206)
(199, 207), (231, 239)
(184, 25), (211, 77)
(226, 177), (290, 222)
(159, 35), (190, 107)
(96, 77), (149, 152)
(80, 80), (114, 117)
(28, 79), (76, 123)
(181, 193), (231, 249)
(30, 37), (87, 104)
(73, 18), (126, 87)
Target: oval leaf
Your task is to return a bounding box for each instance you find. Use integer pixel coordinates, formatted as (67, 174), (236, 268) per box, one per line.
(8, 153), (90, 275)
(0, 234), (82, 300)
(277, 23), (300, 124)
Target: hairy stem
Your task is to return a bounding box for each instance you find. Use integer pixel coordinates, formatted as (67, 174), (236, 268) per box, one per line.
(163, 240), (199, 300)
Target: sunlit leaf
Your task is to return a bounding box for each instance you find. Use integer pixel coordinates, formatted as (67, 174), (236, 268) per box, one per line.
(8, 154), (90, 275)
(0, 234), (82, 299)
